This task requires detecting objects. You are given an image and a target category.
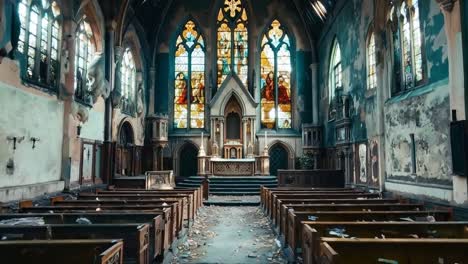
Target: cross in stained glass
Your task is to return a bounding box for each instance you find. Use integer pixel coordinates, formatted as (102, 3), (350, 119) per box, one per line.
(225, 0), (242, 17)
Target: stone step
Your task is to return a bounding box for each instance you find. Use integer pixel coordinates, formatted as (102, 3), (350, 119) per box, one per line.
(203, 201), (260, 206)
(210, 191), (260, 195)
(210, 188), (261, 192)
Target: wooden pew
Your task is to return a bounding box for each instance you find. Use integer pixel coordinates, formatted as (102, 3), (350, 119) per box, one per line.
(78, 193), (194, 222)
(269, 193), (382, 219)
(101, 187), (203, 212)
(287, 210), (452, 255)
(0, 212), (167, 258)
(52, 199), (184, 233)
(301, 221), (468, 264)
(279, 203), (424, 241)
(92, 191), (199, 219)
(318, 238), (468, 264)
(260, 187), (355, 209)
(20, 201), (180, 243)
(276, 198), (401, 229)
(0, 239), (124, 264)
(262, 188), (364, 213)
(265, 190), (374, 217)
(0, 224), (150, 264)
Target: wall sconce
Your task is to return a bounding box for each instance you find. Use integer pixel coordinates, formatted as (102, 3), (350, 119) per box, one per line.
(77, 123), (82, 138)
(30, 137), (40, 149)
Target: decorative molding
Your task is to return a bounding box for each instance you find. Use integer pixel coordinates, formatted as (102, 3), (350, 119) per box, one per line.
(435, 0), (456, 12)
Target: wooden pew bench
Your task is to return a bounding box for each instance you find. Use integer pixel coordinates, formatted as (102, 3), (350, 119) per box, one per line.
(92, 191), (198, 219)
(260, 187), (355, 209)
(52, 198), (184, 233)
(287, 210), (452, 255)
(101, 187), (203, 212)
(0, 224), (150, 264)
(301, 221), (468, 264)
(263, 189), (365, 214)
(78, 193), (194, 222)
(276, 198), (401, 229)
(269, 193), (382, 220)
(20, 201), (180, 243)
(0, 239), (124, 264)
(318, 238), (468, 264)
(279, 203), (424, 240)
(0, 212), (168, 259)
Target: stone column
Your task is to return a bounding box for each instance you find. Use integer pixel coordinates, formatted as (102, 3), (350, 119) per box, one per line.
(436, 0), (468, 204)
(310, 63), (319, 125)
(243, 118), (248, 157)
(60, 16), (76, 191)
(219, 119), (224, 156)
(149, 67), (156, 114)
(112, 45), (124, 108)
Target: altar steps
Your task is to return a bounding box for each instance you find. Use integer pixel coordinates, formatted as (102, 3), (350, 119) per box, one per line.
(176, 176), (278, 196)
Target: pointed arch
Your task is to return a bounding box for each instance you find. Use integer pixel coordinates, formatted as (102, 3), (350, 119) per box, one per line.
(173, 18), (206, 129)
(329, 38), (342, 102)
(366, 24), (377, 90)
(17, 0), (62, 90)
(216, 0), (249, 89)
(259, 19), (293, 130)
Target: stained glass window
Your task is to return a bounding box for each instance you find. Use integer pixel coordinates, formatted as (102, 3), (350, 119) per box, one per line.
(390, 0), (425, 94)
(260, 20), (292, 129)
(74, 20), (95, 103)
(329, 39), (342, 101)
(367, 32), (377, 90)
(174, 20), (205, 129)
(18, 0), (61, 89)
(121, 48), (136, 114)
(217, 0), (248, 89)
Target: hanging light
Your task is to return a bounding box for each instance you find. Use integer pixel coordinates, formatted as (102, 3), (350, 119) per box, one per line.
(310, 0), (328, 21)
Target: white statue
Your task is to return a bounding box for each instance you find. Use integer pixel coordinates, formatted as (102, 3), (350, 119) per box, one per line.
(87, 52), (110, 104)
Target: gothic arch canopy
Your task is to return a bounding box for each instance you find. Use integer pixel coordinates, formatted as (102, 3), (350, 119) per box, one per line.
(210, 73), (257, 118)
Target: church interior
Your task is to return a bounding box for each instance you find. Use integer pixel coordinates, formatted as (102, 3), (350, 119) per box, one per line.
(1, 0), (468, 263)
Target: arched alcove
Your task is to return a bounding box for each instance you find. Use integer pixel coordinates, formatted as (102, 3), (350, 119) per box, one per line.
(269, 143), (289, 176)
(179, 143), (198, 177)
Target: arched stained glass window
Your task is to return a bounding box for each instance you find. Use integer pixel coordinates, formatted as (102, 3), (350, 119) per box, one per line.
(121, 48), (136, 114)
(329, 39), (342, 101)
(174, 20), (205, 129)
(74, 20), (95, 103)
(217, 0), (248, 89)
(367, 32), (377, 90)
(389, 0), (425, 94)
(18, 0), (61, 89)
(260, 20), (292, 129)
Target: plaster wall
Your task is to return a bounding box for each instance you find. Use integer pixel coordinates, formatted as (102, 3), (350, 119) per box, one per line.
(0, 60), (64, 201)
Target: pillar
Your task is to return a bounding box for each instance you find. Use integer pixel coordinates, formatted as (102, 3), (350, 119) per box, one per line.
(219, 119), (224, 156)
(310, 63), (319, 125)
(149, 67), (156, 114)
(243, 118), (247, 157)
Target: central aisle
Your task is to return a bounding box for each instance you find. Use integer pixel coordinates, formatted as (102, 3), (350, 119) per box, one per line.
(171, 196), (287, 264)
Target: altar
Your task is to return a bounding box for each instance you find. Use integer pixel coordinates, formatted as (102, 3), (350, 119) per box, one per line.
(211, 158), (255, 176)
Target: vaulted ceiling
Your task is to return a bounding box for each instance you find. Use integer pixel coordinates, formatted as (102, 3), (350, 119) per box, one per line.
(99, 0), (338, 51)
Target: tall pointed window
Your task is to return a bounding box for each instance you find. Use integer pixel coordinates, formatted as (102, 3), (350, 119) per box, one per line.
(260, 20), (292, 129)
(18, 0), (61, 90)
(367, 32), (377, 90)
(217, 0), (248, 89)
(121, 48), (137, 114)
(329, 39), (342, 101)
(74, 20), (95, 104)
(174, 20), (206, 129)
(389, 0), (425, 94)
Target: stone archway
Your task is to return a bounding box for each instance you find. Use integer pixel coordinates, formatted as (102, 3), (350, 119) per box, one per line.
(179, 143), (198, 178)
(269, 143), (289, 176)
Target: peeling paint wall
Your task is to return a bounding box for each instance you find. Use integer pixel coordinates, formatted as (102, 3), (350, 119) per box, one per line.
(385, 80), (451, 186)
(318, 0), (453, 200)
(0, 61), (64, 201)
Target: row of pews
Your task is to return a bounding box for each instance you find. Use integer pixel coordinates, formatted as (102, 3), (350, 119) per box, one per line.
(260, 186), (468, 264)
(0, 185), (204, 264)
